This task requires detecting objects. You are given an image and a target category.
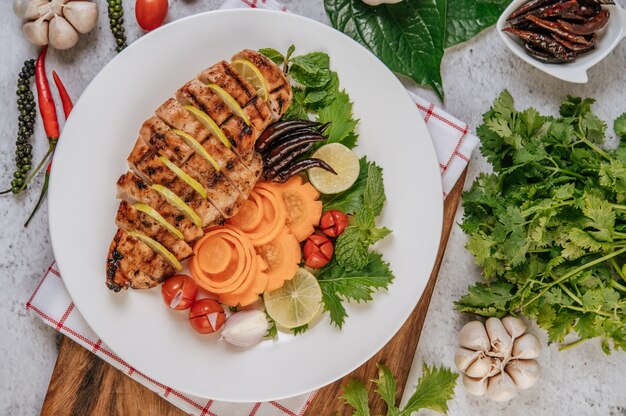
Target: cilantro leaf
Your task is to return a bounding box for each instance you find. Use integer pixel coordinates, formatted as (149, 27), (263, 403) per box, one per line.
(316, 91), (359, 150)
(616, 113), (626, 140)
(341, 379), (371, 416)
(454, 281), (516, 317)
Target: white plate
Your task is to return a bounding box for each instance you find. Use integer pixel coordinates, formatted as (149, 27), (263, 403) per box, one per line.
(48, 9), (443, 402)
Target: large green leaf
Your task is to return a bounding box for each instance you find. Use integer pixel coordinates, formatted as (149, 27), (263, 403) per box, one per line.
(446, 0), (511, 47)
(325, 0), (447, 99)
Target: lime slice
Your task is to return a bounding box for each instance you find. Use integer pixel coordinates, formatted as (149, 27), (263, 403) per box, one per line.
(308, 143), (360, 194)
(264, 268), (322, 329)
(232, 59), (269, 102)
(127, 230), (182, 271)
(184, 105), (231, 149)
(158, 155), (207, 199)
(171, 129), (220, 172)
(133, 203), (184, 240)
(150, 184), (202, 227)
(206, 84), (251, 126)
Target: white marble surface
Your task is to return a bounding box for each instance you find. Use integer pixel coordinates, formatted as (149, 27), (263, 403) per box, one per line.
(0, 0), (625, 415)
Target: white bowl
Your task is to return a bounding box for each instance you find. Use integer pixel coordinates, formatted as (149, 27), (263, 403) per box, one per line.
(497, 0), (626, 83)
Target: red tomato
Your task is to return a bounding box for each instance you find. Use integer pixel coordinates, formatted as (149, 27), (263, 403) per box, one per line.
(189, 299), (226, 334)
(135, 0), (168, 32)
(319, 210), (349, 238)
(161, 274), (198, 310)
(303, 234), (334, 268)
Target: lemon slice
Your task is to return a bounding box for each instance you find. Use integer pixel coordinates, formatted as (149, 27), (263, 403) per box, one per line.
(184, 105), (231, 149)
(127, 230), (182, 271)
(264, 268), (322, 329)
(206, 84), (251, 126)
(150, 184), (202, 227)
(158, 155), (207, 199)
(171, 129), (220, 172)
(308, 143), (360, 194)
(232, 59), (269, 102)
(133, 203), (184, 240)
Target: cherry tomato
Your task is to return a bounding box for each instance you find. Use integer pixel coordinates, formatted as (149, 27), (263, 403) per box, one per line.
(135, 0), (168, 32)
(319, 210), (349, 238)
(303, 234), (334, 268)
(189, 299), (226, 334)
(161, 274), (198, 310)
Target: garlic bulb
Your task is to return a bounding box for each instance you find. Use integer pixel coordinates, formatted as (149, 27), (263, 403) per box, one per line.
(455, 316), (541, 401)
(221, 310), (269, 347)
(14, 0), (98, 49)
(361, 0), (403, 5)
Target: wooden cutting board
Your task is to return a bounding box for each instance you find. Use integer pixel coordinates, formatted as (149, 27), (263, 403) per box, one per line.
(41, 168), (467, 416)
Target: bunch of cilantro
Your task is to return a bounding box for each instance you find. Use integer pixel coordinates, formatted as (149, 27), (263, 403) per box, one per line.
(260, 47), (395, 330)
(456, 90), (626, 353)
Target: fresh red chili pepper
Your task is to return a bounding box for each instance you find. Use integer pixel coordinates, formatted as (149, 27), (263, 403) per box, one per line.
(35, 47), (59, 140)
(52, 70), (73, 119)
(303, 234), (334, 268)
(319, 210), (349, 238)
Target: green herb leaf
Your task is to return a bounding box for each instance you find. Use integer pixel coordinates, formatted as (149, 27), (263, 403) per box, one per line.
(289, 52), (332, 88)
(316, 91), (359, 150)
(325, 0), (447, 99)
(616, 113), (626, 140)
(374, 364), (400, 416)
(259, 48), (284, 65)
(363, 162), (386, 216)
(341, 379), (371, 416)
(282, 86), (308, 121)
(399, 363), (458, 415)
(335, 225), (370, 271)
(291, 324), (309, 335)
(446, 0), (512, 47)
(322, 157), (369, 214)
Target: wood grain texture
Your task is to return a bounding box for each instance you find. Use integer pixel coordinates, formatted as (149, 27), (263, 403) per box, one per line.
(304, 167), (468, 416)
(42, 168), (467, 416)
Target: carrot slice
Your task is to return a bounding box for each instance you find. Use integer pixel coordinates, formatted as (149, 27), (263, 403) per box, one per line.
(257, 229), (301, 291)
(242, 187), (287, 246)
(197, 235), (232, 274)
(229, 196), (263, 232)
(269, 177), (322, 241)
(219, 257), (269, 307)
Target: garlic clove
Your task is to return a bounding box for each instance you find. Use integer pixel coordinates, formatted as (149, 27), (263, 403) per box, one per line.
(502, 316), (526, 340)
(512, 333), (541, 359)
(458, 320), (490, 351)
(221, 310), (268, 347)
(487, 371), (517, 402)
(23, 19), (49, 46)
(49, 15), (79, 50)
(465, 354), (495, 379)
(485, 317), (513, 357)
(505, 359), (540, 389)
(63, 1), (98, 34)
(463, 374), (488, 396)
(14, 0), (48, 20)
(455, 347), (482, 373)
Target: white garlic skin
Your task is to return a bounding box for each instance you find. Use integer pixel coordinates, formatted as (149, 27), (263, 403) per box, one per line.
(48, 15), (79, 50)
(512, 333), (541, 359)
(506, 359), (540, 389)
(487, 371), (517, 402)
(23, 18), (49, 46)
(465, 354), (495, 379)
(14, 0), (48, 20)
(455, 347), (481, 373)
(459, 320), (491, 351)
(502, 316), (526, 339)
(63, 1), (98, 33)
(485, 317), (513, 356)
(221, 310), (268, 347)
(463, 375), (487, 396)
(361, 0), (403, 5)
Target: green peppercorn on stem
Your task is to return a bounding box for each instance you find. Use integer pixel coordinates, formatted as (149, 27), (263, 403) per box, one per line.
(18, 141), (55, 193)
(107, 0), (128, 52)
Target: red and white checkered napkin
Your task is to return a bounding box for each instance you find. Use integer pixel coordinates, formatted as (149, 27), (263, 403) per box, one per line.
(26, 1), (479, 415)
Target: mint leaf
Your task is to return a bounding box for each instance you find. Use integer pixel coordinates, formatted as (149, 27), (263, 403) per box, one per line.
(282, 86), (308, 121)
(446, 0), (512, 47)
(289, 52), (332, 88)
(399, 363), (458, 415)
(316, 91), (359, 150)
(259, 48), (284, 65)
(325, 0), (447, 99)
(335, 225), (369, 270)
(305, 72), (340, 110)
(363, 162), (386, 216)
(341, 379), (371, 416)
(616, 113), (626, 140)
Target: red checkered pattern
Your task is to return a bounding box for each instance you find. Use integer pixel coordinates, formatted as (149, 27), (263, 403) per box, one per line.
(26, 1), (478, 415)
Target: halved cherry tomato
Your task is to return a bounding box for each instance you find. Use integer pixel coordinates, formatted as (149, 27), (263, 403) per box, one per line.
(135, 0), (168, 32)
(319, 210), (349, 238)
(303, 234), (334, 268)
(161, 274), (197, 310)
(189, 299), (226, 334)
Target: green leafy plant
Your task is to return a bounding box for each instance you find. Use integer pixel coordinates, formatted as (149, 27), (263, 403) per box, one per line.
(341, 363), (458, 416)
(456, 90), (626, 353)
(324, 0), (511, 100)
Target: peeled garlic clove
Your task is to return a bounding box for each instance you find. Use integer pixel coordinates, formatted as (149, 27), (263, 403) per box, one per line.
(63, 1), (98, 33)
(23, 19), (49, 46)
(487, 371), (517, 402)
(455, 347), (481, 372)
(14, 0), (48, 20)
(465, 354), (494, 379)
(49, 15), (79, 50)
(512, 333), (541, 359)
(459, 320), (490, 351)
(221, 310), (268, 347)
(463, 374), (487, 396)
(486, 317), (512, 356)
(502, 316), (526, 340)
(506, 359), (540, 389)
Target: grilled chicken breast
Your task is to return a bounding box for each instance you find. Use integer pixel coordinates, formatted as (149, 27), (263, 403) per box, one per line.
(106, 49), (291, 291)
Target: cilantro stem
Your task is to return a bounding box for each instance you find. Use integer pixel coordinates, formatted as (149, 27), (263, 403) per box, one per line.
(543, 165), (586, 180)
(609, 257), (625, 280)
(558, 282), (582, 305)
(575, 132), (612, 161)
(521, 247), (626, 309)
(610, 279), (626, 293)
(563, 304), (613, 318)
(610, 203), (626, 211)
(559, 338), (587, 351)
